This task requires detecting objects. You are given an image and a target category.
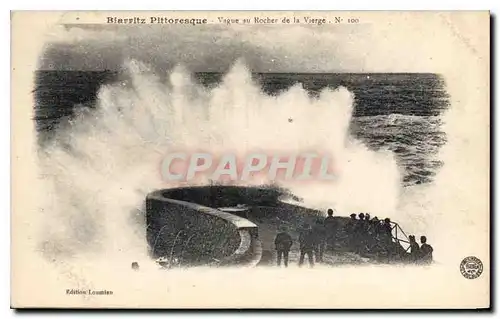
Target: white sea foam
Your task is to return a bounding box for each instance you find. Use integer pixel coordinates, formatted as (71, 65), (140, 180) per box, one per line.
(27, 60), (489, 306)
(36, 60), (404, 263)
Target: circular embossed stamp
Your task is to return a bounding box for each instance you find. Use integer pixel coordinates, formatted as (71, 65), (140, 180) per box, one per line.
(460, 256), (483, 279)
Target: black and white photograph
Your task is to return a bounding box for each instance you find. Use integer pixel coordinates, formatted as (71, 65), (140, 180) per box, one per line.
(10, 11), (490, 309)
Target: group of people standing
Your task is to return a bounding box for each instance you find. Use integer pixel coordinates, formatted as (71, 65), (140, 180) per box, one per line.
(408, 235), (434, 264)
(273, 222), (319, 268)
(274, 209), (434, 267)
(344, 212), (394, 255)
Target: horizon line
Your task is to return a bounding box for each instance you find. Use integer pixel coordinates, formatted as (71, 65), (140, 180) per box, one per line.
(35, 69), (442, 75)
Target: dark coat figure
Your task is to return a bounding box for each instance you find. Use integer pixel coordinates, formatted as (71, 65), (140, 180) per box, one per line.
(324, 216), (336, 229)
(312, 220), (326, 262)
(324, 209), (336, 228)
(360, 214), (371, 251)
(367, 217), (379, 237)
(419, 236), (433, 264)
(381, 218), (393, 246)
(365, 216), (379, 253)
(324, 208), (337, 249)
(382, 218), (392, 235)
(298, 225), (315, 267)
(352, 213), (367, 254)
(408, 235), (420, 263)
(345, 213), (358, 250)
(274, 230), (293, 267)
(375, 218), (385, 234)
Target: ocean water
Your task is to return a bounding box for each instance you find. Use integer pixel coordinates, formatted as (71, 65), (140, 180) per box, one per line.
(34, 70), (448, 187)
(29, 61), (459, 287)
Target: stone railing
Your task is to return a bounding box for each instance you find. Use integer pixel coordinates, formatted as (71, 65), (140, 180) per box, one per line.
(146, 188), (261, 267)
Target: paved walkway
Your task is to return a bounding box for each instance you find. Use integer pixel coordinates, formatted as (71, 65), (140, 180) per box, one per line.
(254, 219), (370, 267)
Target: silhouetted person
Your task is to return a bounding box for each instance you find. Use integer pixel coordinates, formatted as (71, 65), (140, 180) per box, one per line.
(274, 226), (293, 267)
(324, 209), (336, 231)
(368, 216), (379, 236)
(353, 213), (367, 253)
(346, 213), (357, 251)
(299, 224), (315, 267)
(375, 218), (384, 231)
(365, 216), (379, 252)
(419, 236), (433, 264)
(324, 209), (335, 226)
(408, 235), (420, 263)
(347, 213), (357, 233)
(383, 218), (392, 232)
(365, 213), (371, 221)
(312, 219), (326, 262)
(324, 208), (337, 250)
(381, 218), (393, 245)
(370, 218), (387, 254)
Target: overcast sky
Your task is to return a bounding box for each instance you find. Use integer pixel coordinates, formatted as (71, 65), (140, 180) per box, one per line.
(37, 13), (486, 73)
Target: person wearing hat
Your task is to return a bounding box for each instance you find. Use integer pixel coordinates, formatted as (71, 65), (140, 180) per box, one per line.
(274, 225), (293, 267)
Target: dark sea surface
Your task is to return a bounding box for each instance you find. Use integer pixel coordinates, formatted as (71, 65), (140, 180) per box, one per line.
(34, 71), (449, 187)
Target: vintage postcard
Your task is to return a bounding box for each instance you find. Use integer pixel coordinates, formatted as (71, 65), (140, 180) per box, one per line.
(11, 11), (490, 309)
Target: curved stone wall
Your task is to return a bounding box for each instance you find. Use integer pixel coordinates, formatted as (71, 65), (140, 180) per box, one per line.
(146, 188), (260, 267)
